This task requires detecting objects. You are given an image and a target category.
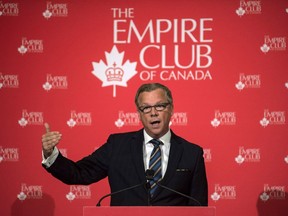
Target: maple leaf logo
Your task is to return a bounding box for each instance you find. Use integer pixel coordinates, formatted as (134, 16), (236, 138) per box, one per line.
(92, 46), (137, 97)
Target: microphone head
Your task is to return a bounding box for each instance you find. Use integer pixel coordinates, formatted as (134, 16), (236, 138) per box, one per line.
(145, 169), (155, 180)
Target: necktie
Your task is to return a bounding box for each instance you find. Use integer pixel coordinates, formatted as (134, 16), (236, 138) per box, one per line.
(149, 139), (163, 197)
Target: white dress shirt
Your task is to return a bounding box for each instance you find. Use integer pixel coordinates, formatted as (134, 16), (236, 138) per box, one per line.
(42, 146), (59, 168)
(143, 129), (171, 178)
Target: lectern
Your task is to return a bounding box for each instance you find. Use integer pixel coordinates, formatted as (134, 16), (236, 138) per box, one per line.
(83, 206), (216, 216)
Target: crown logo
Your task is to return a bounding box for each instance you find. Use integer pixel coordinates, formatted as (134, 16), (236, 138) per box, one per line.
(105, 63), (124, 81)
(92, 46), (137, 97)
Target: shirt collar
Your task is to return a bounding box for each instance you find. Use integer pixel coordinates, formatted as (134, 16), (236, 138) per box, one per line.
(143, 129), (171, 145)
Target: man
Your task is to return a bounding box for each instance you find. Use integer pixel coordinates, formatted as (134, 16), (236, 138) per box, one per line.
(42, 83), (208, 206)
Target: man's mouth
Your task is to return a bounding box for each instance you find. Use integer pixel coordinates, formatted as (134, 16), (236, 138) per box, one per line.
(151, 120), (161, 126)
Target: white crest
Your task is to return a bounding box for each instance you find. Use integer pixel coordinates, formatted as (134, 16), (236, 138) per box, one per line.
(92, 46), (137, 97)
(236, 7), (245, 17)
(235, 155), (245, 164)
(66, 192), (76, 201)
(211, 192), (220, 201)
(235, 81), (245, 90)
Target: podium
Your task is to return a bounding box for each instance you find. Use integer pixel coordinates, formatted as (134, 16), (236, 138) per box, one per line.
(83, 206), (216, 216)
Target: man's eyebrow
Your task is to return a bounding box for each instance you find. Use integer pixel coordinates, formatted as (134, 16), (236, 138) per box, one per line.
(140, 102), (166, 106)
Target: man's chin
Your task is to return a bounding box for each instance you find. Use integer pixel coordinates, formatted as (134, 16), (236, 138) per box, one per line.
(147, 127), (163, 137)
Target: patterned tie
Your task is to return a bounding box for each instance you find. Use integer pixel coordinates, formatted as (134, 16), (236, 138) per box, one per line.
(149, 139), (163, 197)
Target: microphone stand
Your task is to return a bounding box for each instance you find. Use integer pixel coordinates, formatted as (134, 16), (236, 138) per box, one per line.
(97, 170), (200, 207)
(156, 182), (202, 206)
(96, 183), (144, 206)
(146, 182), (151, 206)
(146, 169), (202, 206)
(145, 169), (154, 206)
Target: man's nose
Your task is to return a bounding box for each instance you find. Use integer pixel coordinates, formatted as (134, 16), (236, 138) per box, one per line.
(150, 107), (159, 116)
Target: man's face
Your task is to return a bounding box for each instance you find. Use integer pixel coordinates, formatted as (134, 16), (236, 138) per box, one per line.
(137, 88), (173, 139)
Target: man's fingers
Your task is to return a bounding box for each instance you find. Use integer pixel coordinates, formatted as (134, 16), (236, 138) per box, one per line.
(42, 123), (62, 158)
(42, 132), (62, 154)
(44, 122), (50, 133)
(42, 132), (61, 142)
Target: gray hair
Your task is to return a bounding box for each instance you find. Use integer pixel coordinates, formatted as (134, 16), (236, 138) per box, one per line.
(134, 83), (173, 108)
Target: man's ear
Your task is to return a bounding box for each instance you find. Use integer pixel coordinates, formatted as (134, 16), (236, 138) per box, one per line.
(137, 110), (142, 120)
(169, 106), (174, 116)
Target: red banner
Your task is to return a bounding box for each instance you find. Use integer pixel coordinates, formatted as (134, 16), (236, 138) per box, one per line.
(1, 1), (287, 216)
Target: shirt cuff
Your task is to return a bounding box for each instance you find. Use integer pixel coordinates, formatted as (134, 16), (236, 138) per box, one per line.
(42, 147), (59, 168)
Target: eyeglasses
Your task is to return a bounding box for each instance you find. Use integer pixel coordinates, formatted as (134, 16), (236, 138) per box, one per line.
(138, 103), (170, 114)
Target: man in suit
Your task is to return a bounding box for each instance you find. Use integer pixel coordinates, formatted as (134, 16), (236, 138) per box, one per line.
(42, 83), (208, 206)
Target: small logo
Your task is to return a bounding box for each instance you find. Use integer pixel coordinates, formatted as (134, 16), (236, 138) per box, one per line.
(42, 74), (68, 91)
(0, 73), (19, 89)
(211, 110), (236, 128)
(115, 111), (140, 128)
(285, 82), (288, 89)
(18, 45), (28, 54)
(235, 7), (245, 17)
(235, 81), (245, 90)
(260, 36), (286, 53)
(260, 184), (286, 201)
(17, 183), (43, 201)
(260, 109), (285, 127)
(259, 117), (269, 127)
(18, 37), (44, 55)
(235, 73), (261, 91)
(17, 192), (27, 201)
(18, 110), (44, 127)
(115, 118), (125, 128)
(235, 155), (245, 164)
(0, 1), (19, 16)
(260, 44), (270, 53)
(43, 2), (68, 19)
(236, 0), (262, 17)
(0, 146), (19, 162)
(211, 118), (220, 127)
(211, 184), (237, 201)
(92, 46), (137, 97)
(210, 192), (220, 201)
(259, 192), (269, 202)
(171, 112), (188, 126)
(66, 192), (76, 201)
(235, 146), (260, 164)
(66, 185), (91, 201)
(67, 110), (92, 128)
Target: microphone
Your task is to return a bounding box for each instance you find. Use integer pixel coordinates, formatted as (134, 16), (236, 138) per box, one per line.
(146, 169), (203, 206)
(145, 169), (153, 205)
(145, 169), (154, 181)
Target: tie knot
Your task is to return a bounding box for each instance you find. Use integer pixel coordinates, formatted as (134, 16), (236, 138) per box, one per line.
(150, 139), (163, 147)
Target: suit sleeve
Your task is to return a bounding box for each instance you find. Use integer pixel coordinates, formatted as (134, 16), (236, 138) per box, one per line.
(43, 138), (112, 185)
(188, 147), (208, 206)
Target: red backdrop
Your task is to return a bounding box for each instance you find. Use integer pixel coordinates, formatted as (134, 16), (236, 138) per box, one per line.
(1, 0), (287, 216)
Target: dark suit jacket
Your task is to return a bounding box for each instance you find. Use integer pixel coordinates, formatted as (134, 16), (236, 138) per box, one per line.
(45, 129), (208, 206)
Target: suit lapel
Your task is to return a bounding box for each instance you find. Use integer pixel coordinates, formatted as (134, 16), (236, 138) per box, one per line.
(129, 130), (184, 198)
(153, 131), (184, 197)
(130, 130), (147, 183)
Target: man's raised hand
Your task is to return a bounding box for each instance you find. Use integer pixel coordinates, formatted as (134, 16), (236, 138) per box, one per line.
(42, 123), (62, 158)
